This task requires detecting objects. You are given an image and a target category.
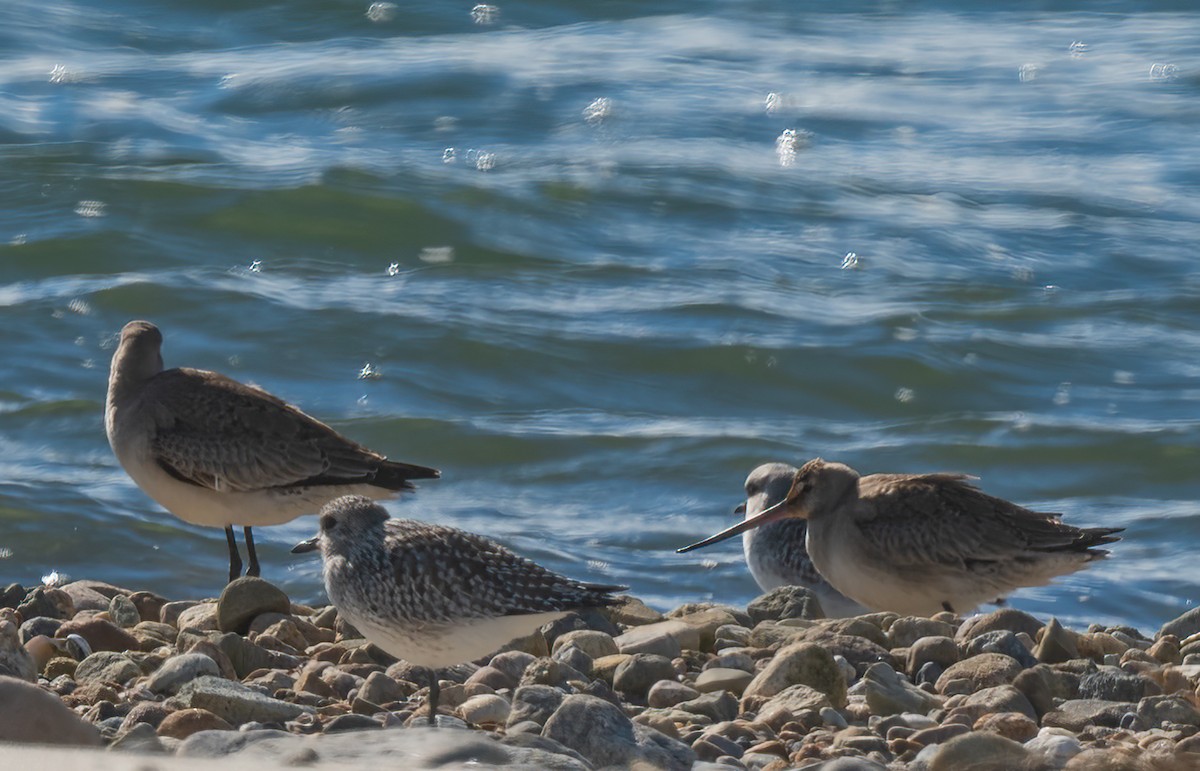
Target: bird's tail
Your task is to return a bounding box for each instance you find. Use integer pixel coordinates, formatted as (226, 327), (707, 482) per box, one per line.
(373, 459), (442, 491)
(582, 583), (628, 606)
(1076, 526), (1124, 560)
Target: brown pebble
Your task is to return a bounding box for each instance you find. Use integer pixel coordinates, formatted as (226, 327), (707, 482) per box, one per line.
(746, 740), (788, 759)
(120, 701), (171, 732)
(296, 667), (336, 698)
(56, 617), (139, 653)
(44, 656), (77, 679)
(910, 722), (971, 745)
(157, 708), (233, 739)
(974, 711), (1039, 742)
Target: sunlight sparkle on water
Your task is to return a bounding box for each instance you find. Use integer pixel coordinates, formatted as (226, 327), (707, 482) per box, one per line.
(1149, 63), (1178, 82)
(365, 2), (396, 22)
(357, 363), (381, 380)
(583, 98), (613, 125)
(471, 4), (499, 25)
(75, 200), (106, 218)
(387, 262), (401, 276)
(249, 260), (262, 273)
(840, 252), (859, 270)
(895, 387), (915, 403)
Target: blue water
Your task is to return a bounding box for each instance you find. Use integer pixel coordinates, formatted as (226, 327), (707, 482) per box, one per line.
(1, 1), (1198, 632)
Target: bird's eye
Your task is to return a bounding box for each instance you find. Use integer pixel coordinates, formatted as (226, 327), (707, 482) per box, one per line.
(320, 514), (337, 532)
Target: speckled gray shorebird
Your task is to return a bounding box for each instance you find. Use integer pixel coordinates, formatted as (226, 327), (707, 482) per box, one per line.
(736, 463), (869, 618)
(105, 320), (439, 583)
(291, 495), (624, 723)
(679, 458), (1123, 617)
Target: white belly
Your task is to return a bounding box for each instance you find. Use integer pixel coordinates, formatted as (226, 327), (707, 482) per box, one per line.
(345, 611), (569, 669)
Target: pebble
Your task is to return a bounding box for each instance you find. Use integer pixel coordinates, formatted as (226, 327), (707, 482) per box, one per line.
(156, 708), (234, 739)
(648, 679), (701, 708)
(741, 641), (846, 708)
(0, 675), (102, 744)
(4, 574), (1198, 770)
(695, 667), (754, 696)
(55, 617), (139, 653)
(216, 578), (292, 635)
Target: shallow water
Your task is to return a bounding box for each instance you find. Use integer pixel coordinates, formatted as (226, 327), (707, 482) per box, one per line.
(1, 0), (1198, 631)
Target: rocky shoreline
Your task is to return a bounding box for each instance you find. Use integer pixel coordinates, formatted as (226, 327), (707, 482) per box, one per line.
(2, 578), (1200, 770)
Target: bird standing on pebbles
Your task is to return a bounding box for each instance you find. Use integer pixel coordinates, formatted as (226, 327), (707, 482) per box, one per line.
(291, 495), (624, 723)
(734, 463), (869, 618)
(105, 320), (439, 583)
(679, 458), (1123, 617)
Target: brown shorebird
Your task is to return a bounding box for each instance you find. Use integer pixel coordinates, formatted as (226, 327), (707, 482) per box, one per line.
(735, 463), (869, 618)
(679, 458), (1123, 616)
(105, 320), (439, 583)
(292, 495), (623, 723)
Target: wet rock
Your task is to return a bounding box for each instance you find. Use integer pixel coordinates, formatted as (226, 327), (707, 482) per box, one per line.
(862, 661), (942, 716)
(506, 684), (564, 727)
(741, 641), (847, 708)
(935, 653), (1021, 695)
(695, 667), (754, 696)
(957, 608), (1044, 642)
(145, 652), (221, 695)
(0, 675), (102, 745)
(0, 620), (36, 681)
(648, 680), (700, 708)
(889, 617), (957, 648)
(173, 675), (314, 724)
(1034, 618), (1079, 664)
(216, 577), (290, 635)
(746, 586), (825, 623)
(613, 653), (676, 698)
(157, 708), (234, 739)
(459, 693), (511, 724)
(929, 731), (1030, 771)
(1042, 698), (1136, 731)
(74, 651), (141, 685)
(542, 693), (695, 771)
(56, 617), (140, 653)
(17, 587), (75, 621)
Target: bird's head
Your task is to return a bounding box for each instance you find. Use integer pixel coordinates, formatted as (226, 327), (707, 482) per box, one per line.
(677, 458), (860, 554)
(292, 495), (390, 555)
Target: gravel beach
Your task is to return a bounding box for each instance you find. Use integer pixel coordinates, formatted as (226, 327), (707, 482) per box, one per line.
(3, 577), (1200, 770)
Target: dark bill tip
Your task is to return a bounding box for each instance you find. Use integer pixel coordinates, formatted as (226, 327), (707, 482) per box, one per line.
(291, 536), (320, 554)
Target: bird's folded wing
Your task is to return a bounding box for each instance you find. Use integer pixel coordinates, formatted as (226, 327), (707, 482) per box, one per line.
(146, 369), (385, 492)
(854, 473), (1075, 568)
(388, 524), (620, 623)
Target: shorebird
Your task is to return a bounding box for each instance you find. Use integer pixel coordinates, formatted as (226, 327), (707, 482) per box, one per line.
(737, 463), (869, 618)
(292, 495), (624, 724)
(679, 458), (1123, 617)
(105, 320), (440, 583)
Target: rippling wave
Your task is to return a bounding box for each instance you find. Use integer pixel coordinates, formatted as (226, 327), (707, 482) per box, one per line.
(1, 0), (1197, 630)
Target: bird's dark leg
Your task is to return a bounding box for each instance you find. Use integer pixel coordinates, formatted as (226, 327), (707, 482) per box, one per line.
(243, 526), (261, 577)
(225, 526), (242, 584)
(428, 672), (439, 727)
(941, 601), (955, 614)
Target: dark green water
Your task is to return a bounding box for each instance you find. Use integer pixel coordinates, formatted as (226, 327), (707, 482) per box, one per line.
(1, 1), (1198, 630)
